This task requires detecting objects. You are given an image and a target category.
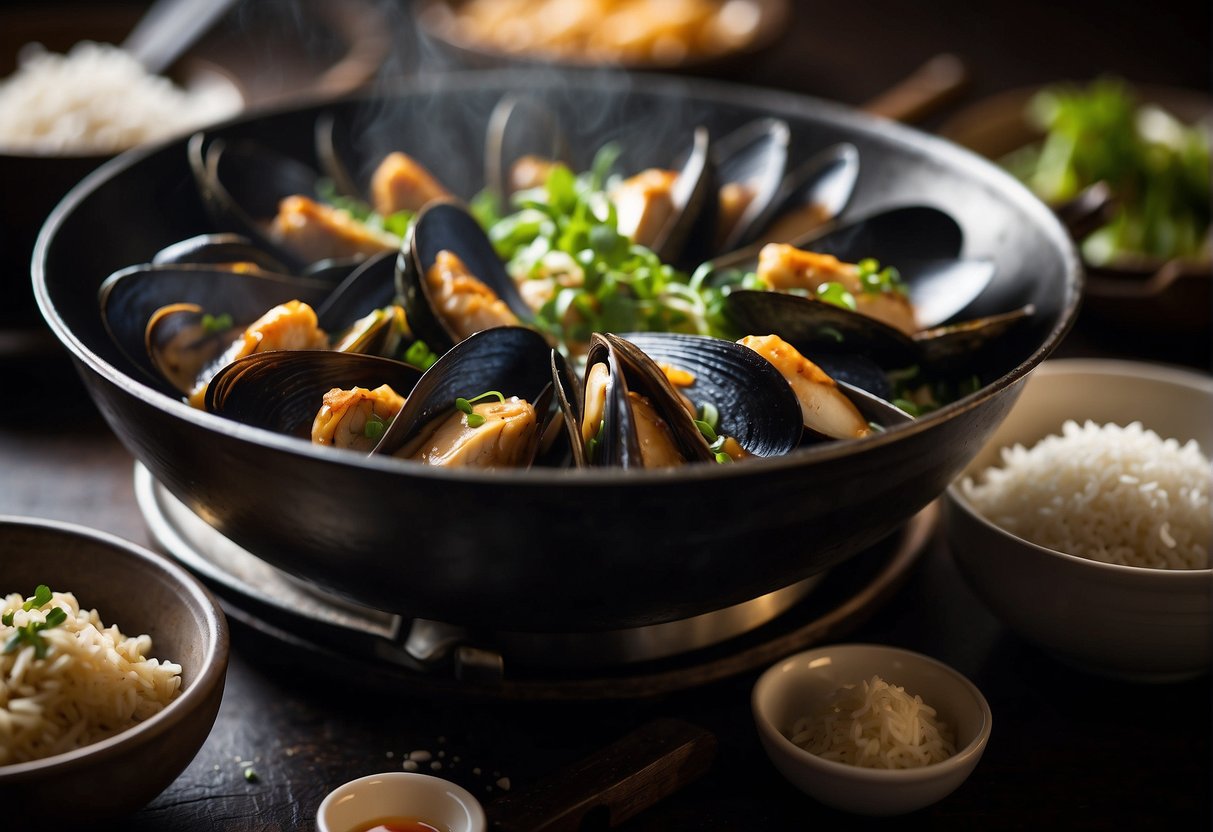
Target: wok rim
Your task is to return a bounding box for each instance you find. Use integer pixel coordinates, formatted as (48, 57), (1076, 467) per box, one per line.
(33, 68), (1084, 489)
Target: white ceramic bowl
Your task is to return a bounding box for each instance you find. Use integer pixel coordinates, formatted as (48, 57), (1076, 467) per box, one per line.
(317, 772), (487, 832)
(752, 643), (992, 816)
(945, 358), (1213, 682)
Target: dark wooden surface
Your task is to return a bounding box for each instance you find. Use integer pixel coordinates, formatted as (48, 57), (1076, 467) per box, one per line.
(2, 0), (1211, 828)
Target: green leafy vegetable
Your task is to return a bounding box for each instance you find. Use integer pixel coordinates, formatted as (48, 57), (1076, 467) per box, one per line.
(404, 339), (439, 370)
(1007, 77), (1211, 263)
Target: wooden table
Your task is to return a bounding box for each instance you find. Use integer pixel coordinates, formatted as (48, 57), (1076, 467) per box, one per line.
(2, 0), (1210, 828)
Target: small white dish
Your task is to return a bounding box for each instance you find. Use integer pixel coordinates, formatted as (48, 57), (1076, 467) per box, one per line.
(752, 643), (992, 816)
(945, 358), (1212, 681)
(317, 772), (487, 832)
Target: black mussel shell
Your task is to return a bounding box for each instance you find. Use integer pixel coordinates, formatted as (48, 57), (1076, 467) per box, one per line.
(373, 326), (555, 465)
(713, 118), (790, 253)
(548, 348), (585, 467)
(205, 350), (424, 440)
(738, 142), (860, 249)
(571, 333), (714, 469)
(316, 251), (399, 332)
(485, 94), (570, 214)
(811, 353), (893, 400)
(614, 332), (803, 458)
(314, 111), (362, 200)
(99, 264), (333, 396)
(192, 134), (324, 272)
(724, 289), (919, 368)
(397, 199), (534, 355)
(915, 304), (1036, 368)
(651, 126), (718, 271)
(151, 233), (290, 274)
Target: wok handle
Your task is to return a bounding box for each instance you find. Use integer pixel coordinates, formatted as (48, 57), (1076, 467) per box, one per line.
(862, 53), (969, 124)
(486, 718), (717, 832)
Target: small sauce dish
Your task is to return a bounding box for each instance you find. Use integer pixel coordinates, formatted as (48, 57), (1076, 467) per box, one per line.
(752, 643), (992, 816)
(317, 772), (487, 832)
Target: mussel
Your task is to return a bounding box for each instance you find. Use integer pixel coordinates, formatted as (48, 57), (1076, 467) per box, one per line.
(484, 94), (571, 214)
(396, 200), (536, 355)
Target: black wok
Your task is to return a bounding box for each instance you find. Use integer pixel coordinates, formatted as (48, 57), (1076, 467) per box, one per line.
(33, 71), (1081, 631)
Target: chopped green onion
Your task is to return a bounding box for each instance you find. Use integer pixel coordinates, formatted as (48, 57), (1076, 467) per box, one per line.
(23, 584), (51, 611)
(2, 611), (13, 627)
(363, 413), (385, 440)
(243, 767), (258, 783)
(696, 402), (719, 432)
(404, 340), (439, 370)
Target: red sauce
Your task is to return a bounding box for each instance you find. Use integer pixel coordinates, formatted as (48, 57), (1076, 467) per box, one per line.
(353, 819), (445, 832)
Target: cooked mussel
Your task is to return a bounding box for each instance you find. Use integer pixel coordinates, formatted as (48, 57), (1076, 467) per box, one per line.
(610, 332), (803, 458)
(485, 94), (571, 214)
(205, 350), (424, 447)
(736, 142), (860, 248)
(558, 332), (720, 468)
(396, 199), (535, 355)
(712, 118), (790, 253)
(190, 133), (401, 273)
(151, 233), (291, 274)
(99, 263), (333, 397)
(373, 326), (556, 469)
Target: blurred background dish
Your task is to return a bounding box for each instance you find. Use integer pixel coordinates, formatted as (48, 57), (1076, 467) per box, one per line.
(416, 0), (790, 76)
(0, 515), (228, 821)
(938, 80), (1212, 357)
(945, 358), (1212, 681)
(0, 0), (392, 350)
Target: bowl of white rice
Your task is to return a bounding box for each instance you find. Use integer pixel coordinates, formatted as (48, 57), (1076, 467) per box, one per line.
(945, 358), (1213, 682)
(752, 643), (992, 816)
(0, 515), (228, 822)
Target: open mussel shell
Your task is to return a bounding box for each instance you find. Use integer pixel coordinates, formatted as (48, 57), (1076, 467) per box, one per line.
(98, 263), (333, 396)
(737, 142), (860, 249)
(397, 199), (533, 354)
(314, 111), (362, 200)
(614, 332), (803, 458)
(316, 251), (399, 332)
(811, 353), (893, 400)
(151, 233), (291, 274)
(713, 118), (790, 253)
(725, 289), (919, 368)
(707, 204), (964, 276)
(191, 134), (323, 272)
(651, 126), (718, 271)
(204, 350), (424, 439)
(569, 333), (715, 469)
(726, 289), (1036, 375)
(485, 94), (570, 214)
(915, 304), (1037, 368)
(373, 326), (555, 464)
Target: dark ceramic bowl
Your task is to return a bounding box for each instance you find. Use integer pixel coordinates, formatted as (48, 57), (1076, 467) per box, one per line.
(34, 71), (1081, 632)
(0, 515), (228, 822)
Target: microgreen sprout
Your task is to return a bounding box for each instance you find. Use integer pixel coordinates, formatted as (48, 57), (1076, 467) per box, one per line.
(693, 419), (718, 444)
(455, 391), (507, 428)
(815, 282), (857, 310)
(200, 312), (234, 335)
(696, 402), (719, 433)
(22, 584), (52, 611)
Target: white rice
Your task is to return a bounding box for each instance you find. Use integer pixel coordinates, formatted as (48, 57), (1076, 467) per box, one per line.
(961, 420), (1212, 569)
(0, 41), (241, 154)
(0, 589), (182, 766)
(788, 675), (956, 769)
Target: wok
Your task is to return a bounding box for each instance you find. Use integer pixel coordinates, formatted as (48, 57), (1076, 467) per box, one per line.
(34, 71), (1081, 632)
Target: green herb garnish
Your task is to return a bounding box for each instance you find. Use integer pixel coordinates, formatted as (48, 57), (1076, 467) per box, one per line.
(22, 584), (52, 611)
(363, 413), (385, 440)
(585, 419), (605, 463)
(4, 588), (68, 660)
(200, 312), (234, 335)
(244, 767), (258, 782)
(2, 611), (13, 627)
(404, 339), (439, 370)
(696, 402), (719, 433)
(455, 391), (507, 428)
(816, 282), (857, 310)
(693, 419), (718, 444)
